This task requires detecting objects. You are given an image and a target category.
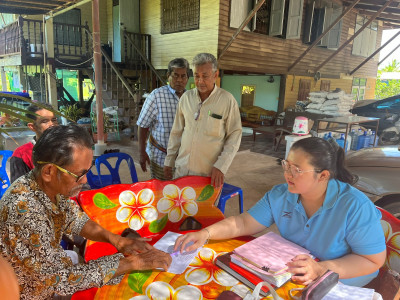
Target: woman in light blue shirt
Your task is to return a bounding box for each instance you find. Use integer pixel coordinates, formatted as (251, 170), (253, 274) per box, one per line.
(174, 137), (386, 287)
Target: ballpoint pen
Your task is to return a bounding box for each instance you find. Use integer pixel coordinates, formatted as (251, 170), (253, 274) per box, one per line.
(232, 252), (270, 272)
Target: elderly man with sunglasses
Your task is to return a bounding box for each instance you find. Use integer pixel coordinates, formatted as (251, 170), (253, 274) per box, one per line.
(0, 124), (172, 299)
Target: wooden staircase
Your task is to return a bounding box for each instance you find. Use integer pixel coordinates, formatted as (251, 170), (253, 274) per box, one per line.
(84, 28), (166, 128)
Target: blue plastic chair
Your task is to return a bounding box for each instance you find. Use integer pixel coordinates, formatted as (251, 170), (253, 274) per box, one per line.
(217, 183), (244, 214)
(0, 150), (13, 197)
(95, 152), (138, 187)
(86, 169), (103, 189)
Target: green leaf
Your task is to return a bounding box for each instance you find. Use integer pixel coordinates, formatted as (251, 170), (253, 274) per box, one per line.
(197, 184), (214, 202)
(127, 271), (152, 294)
(149, 215), (168, 233)
(93, 193), (117, 209)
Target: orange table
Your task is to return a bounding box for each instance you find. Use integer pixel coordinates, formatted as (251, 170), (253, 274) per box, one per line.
(72, 177), (303, 299)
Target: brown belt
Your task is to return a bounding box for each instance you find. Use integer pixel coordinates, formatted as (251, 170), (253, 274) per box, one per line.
(149, 134), (167, 153)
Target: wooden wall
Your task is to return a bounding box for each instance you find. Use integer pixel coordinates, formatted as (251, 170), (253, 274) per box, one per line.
(218, 0), (382, 79)
(140, 0), (220, 69)
(80, 0), (109, 44)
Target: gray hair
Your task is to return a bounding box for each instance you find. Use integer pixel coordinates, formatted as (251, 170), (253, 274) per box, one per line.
(192, 53), (218, 72)
(168, 58), (190, 75)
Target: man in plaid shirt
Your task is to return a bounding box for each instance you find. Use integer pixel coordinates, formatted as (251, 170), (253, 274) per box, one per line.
(137, 58), (189, 180)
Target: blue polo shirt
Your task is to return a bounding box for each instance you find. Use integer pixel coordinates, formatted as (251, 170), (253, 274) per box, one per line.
(248, 179), (386, 287)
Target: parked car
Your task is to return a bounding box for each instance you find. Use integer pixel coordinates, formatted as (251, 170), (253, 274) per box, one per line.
(346, 146), (400, 217)
(351, 94), (400, 144)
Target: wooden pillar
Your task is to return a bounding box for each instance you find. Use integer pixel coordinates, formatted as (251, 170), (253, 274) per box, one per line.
(278, 75), (286, 114)
(44, 17), (57, 107)
(1, 67), (7, 91)
(92, 0), (105, 144)
(78, 70), (84, 105)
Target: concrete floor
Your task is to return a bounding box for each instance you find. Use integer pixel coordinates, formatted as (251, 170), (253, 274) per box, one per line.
(105, 129), (287, 234)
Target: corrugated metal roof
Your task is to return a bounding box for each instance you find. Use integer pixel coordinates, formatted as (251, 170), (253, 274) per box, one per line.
(0, 0), (83, 15)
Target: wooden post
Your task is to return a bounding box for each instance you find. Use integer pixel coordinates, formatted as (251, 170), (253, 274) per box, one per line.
(315, 0), (394, 73)
(287, 0), (360, 73)
(92, 0), (104, 143)
(350, 29), (400, 75)
(78, 70), (84, 105)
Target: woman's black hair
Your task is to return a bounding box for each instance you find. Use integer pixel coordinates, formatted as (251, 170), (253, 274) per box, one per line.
(290, 137), (355, 184)
(32, 124), (93, 173)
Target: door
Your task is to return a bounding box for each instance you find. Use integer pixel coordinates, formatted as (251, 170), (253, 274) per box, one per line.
(241, 85), (256, 107)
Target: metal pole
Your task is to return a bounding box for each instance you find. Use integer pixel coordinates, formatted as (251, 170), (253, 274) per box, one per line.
(218, 0), (266, 60)
(315, 0), (394, 73)
(92, 0), (104, 146)
(350, 29), (400, 75)
(378, 43), (400, 66)
(288, 0), (360, 72)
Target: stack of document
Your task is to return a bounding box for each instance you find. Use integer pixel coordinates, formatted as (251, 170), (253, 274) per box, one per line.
(230, 232), (311, 287)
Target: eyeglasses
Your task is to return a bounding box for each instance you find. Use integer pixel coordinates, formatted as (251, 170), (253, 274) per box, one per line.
(281, 160), (320, 178)
(194, 102), (203, 121)
(37, 161), (93, 182)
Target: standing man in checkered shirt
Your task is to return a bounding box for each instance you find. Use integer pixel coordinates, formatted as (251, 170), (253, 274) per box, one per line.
(137, 58), (189, 180)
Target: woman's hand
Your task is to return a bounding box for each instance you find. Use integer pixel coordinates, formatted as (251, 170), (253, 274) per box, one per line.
(286, 254), (327, 285)
(174, 229), (209, 253)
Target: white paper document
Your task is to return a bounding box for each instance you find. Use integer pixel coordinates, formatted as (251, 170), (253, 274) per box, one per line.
(153, 231), (201, 274)
(322, 283), (375, 300)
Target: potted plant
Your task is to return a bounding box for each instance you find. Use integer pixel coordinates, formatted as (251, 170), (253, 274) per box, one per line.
(91, 112), (113, 142)
(60, 104), (84, 123)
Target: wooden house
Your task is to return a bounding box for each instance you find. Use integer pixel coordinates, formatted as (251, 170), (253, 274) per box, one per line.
(1, 0), (400, 126)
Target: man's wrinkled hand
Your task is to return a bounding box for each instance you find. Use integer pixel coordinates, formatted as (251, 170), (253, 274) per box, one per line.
(139, 152), (150, 172)
(164, 166), (173, 180)
(115, 236), (153, 255)
(210, 167), (224, 188)
(126, 248), (172, 271)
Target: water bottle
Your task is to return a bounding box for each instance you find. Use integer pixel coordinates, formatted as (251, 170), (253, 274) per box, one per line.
(364, 130), (371, 148)
(369, 131), (377, 147)
(336, 133), (346, 151)
(350, 129), (358, 151)
(357, 131), (367, 150)
(324, 132), (333, 141)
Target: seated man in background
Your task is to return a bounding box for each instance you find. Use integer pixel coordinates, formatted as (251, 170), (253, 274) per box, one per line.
(0, 124), (172, 299)
(10, 103), (58, 183)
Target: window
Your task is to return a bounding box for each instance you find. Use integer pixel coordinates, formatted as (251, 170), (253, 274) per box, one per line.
(320, 80), (331, 92)
(54, 9), (81, 47)
(352, 15), (378, 57)
(241, 85), (256, 107)
(352, 77), (367, 101)
(303, 0), (342, 49)
(298, 79), (311, 101)
(229, 0), (304, 39)
(161, 0), (200, 34)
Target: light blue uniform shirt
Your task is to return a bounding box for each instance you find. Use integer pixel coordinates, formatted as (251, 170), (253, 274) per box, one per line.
(248, 179), (386, 287)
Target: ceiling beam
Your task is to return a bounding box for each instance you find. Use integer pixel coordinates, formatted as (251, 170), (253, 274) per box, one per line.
(8, 0), (61, 7)
(358, 9), (400, 21)
(353, 4), (400, 13)
(315, 0), (394, 73)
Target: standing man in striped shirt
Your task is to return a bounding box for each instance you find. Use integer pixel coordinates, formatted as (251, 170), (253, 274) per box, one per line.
(137, 58), (189, 180)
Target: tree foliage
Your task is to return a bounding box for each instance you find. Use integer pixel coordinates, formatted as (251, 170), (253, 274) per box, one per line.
(375, 59), (400, 99)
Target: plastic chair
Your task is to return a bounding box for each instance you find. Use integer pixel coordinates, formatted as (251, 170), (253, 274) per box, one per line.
(217, 183), (244, 214)
(0, 150), (13, 197)
(95, 152), (138, 187)
(86, 169), (103, 190)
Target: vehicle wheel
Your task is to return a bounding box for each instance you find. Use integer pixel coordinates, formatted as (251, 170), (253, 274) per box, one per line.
(381, 201), (400, 219)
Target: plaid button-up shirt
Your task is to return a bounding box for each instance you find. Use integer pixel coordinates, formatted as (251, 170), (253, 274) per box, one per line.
(137, 85), (181, 166)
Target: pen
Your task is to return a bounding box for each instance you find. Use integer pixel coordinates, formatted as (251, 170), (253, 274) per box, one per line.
(233, 252), (270, 272)
(170, 250), (180, 256)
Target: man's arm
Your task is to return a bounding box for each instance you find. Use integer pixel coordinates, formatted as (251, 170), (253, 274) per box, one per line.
(213, 98), (242, 175)
(138, 127), (150, 172)
(164, 100), (185, 176)
(10, 156), (31, 183)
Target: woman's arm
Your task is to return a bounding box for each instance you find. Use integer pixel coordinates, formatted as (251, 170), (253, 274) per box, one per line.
(287, 250), (386, 285)
(174, 212), (267, 252)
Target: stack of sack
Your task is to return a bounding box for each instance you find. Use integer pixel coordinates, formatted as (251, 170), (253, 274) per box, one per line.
(305, 90), (355, 117)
